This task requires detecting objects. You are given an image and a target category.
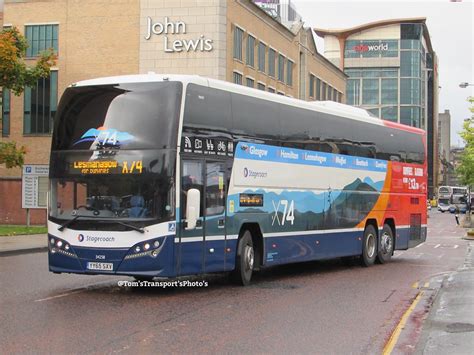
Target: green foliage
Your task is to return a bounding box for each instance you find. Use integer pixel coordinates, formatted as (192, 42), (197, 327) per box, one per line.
(0, 27), (56, 95)
(0, 142), (27, 168)
(456, 97), (474, 187)
(0, 27), (55, 169)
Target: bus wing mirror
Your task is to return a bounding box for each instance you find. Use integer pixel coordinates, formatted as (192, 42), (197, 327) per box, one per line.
(185, 188), (200, 230)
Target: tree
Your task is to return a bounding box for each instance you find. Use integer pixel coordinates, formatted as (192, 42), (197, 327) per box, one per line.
(0, 27), (56, 169)
(0, 27), (56, 95)
(456, 97), (474, 187)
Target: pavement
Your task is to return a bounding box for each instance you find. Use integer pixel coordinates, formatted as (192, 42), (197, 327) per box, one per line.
(413, 241), (474, 355)
(1, 218), (473, 354)
(0, 233), (47, 256)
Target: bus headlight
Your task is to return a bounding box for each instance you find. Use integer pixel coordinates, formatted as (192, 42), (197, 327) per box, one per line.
(124, 238), (164, 260)
(49, 236), (77, 258)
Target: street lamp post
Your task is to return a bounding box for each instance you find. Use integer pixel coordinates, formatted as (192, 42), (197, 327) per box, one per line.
(459, 82), (474, 88)
(459, 81), (473, 225)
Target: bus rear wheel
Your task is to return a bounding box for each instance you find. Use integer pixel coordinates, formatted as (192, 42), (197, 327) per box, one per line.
(231, 230), (254, 286)
(361, 225), (377, 267)
(376, 224), (394, 264)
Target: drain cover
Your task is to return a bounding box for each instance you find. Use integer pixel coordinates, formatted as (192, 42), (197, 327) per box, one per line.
(446, 322), (474, 333)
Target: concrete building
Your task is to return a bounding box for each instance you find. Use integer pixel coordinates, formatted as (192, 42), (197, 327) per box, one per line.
(438, 109), (451, 185)
(314, 18), (440, 198)
(0, 0), (346, 224)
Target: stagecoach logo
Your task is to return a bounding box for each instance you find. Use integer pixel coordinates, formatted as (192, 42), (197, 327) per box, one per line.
(145, 17), (214, 53)
(76, 234), (116, 243)
(240, 144), (249, 152)
(74, 127), (135, 148)
(243, 167), (268, 179)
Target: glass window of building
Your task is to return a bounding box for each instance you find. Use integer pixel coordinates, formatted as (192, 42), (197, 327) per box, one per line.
(321, 82), (327, 100)
(246, 35), (255, 67)
(268, 87), (275, 93)
(2, 89), (10, 136)
(233, 71), (243, 85)
(401, 51), (421, 77)
(400, 106), (421, 127)
(246, 77), (254, 88)
(381, 78), (398, 104)
(286, 60), (293, 86)
(381, 106), (398, 122)
(268, 48), (276, 77)
(344, 40), (359, 58)
(362, 79), (379, 105)
(257, 82), (265, 91)
(346, 79), (360, 105)
(360, 41), (380, 58)
(25, 24), (58, 57)
(24, 71), (58, 134)
(327, 85), (333, 101)
(277, 91), (285, 96)
(400, 78), (421, 105)
(233, 26), (243, 61)
(258, 42), (266, 72)
(316, 78), (321, 100)
(381, 40), (399, 57)
(366, 108), (380, 117)
(278, 54), (285, 82)
(309, 74), (315, 97)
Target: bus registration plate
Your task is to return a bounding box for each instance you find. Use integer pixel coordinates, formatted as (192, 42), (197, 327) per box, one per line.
(87, 262), (113, 271)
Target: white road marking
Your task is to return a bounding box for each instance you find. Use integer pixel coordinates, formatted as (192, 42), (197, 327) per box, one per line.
(34, 280), (114, 302)
(434, 244), (441, 249)
(415, 243), (424, 248)
(454, 244), (459, 249)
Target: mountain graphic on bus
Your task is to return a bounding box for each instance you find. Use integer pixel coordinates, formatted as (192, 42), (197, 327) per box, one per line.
(73, 127), (134, 147)
(233, 177), (383, 232)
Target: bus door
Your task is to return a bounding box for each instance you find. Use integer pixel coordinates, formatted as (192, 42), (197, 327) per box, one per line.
(178, 159), (227, 275)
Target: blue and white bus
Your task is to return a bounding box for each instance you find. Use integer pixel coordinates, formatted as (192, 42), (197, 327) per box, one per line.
(48, 74), (427, 285)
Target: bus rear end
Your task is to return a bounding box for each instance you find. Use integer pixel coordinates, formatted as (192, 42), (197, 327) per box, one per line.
(48, 79), (182, 277)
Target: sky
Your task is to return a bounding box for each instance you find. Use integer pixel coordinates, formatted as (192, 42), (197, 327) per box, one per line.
(292, 0), (473, 147)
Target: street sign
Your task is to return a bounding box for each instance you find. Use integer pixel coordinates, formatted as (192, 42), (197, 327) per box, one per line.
(22, 165), (49, 209)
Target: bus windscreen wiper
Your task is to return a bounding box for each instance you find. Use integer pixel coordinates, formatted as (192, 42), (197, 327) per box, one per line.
(111, 221), (145, 233)
(57, 215), (86, 231)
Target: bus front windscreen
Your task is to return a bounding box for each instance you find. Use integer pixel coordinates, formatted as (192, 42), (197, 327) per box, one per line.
(49, 81), (182, 227)
(50, 174), (173, 223)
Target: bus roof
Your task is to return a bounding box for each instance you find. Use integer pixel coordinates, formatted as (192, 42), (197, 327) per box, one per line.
(72, 74), (425, 135)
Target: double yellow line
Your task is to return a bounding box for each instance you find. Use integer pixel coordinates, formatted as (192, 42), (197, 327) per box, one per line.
(383, 282), (429, 354)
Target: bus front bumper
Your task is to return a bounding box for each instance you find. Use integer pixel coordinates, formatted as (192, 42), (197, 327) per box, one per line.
(47, 234), (176, 277)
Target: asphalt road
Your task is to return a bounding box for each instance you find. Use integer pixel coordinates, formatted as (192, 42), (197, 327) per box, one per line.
(0, 211), (469, 354)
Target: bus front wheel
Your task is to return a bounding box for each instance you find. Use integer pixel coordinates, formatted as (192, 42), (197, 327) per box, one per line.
(361, 225), (377, 267)
(231, 230), (254, 286)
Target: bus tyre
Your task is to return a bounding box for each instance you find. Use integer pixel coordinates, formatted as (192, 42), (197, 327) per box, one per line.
(376, 225), (394, 264)
(231, 230), (254, 286)
(361, 225), (377, 267)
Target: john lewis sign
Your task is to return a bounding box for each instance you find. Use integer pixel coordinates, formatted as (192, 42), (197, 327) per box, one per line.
(145, 17), (213, 53)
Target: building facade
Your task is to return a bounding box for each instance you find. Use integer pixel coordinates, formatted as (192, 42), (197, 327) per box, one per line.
(438, 109), (451, 186)
(314, 18), (440, 198)
(0, 0), (346, 224)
